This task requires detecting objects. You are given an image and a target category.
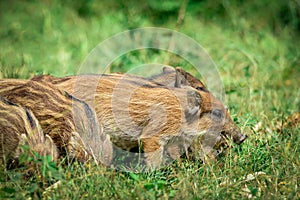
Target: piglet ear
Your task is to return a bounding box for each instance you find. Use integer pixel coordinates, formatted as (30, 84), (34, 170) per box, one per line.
(175, 67), (190, 88)
(175, 67), (207, 91)
(162, 65), (175, 74)
(185, 90), (202, 122)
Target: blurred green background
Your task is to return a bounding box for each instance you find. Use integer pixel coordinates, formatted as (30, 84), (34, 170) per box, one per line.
(0, 0), (299, 199)
(0, 0), (299, 79)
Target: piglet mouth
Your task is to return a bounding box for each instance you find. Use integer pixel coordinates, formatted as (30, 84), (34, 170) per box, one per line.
(235, 134), (247, 145)
(221, 131), (248, 145)
(232, 133), (248, 145)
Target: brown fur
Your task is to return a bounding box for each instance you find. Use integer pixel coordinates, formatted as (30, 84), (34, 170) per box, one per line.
(32, 67), (247, 168)
(0, 79), (26, 91)
(0, 96), (58, 166)
(0, 80), (112, 165)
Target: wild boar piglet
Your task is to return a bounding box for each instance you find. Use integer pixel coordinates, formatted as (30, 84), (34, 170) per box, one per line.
(32, 67), (247, 169)
(0, 96), (58, 166)
(0, 80), (112, 165)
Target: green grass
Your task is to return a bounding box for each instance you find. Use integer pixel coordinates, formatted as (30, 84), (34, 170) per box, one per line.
(0, 0), (299, 199)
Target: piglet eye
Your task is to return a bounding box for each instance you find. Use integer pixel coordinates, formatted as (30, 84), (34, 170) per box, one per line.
(211, 109), (223, 119)
(196, 86), (208, 92)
